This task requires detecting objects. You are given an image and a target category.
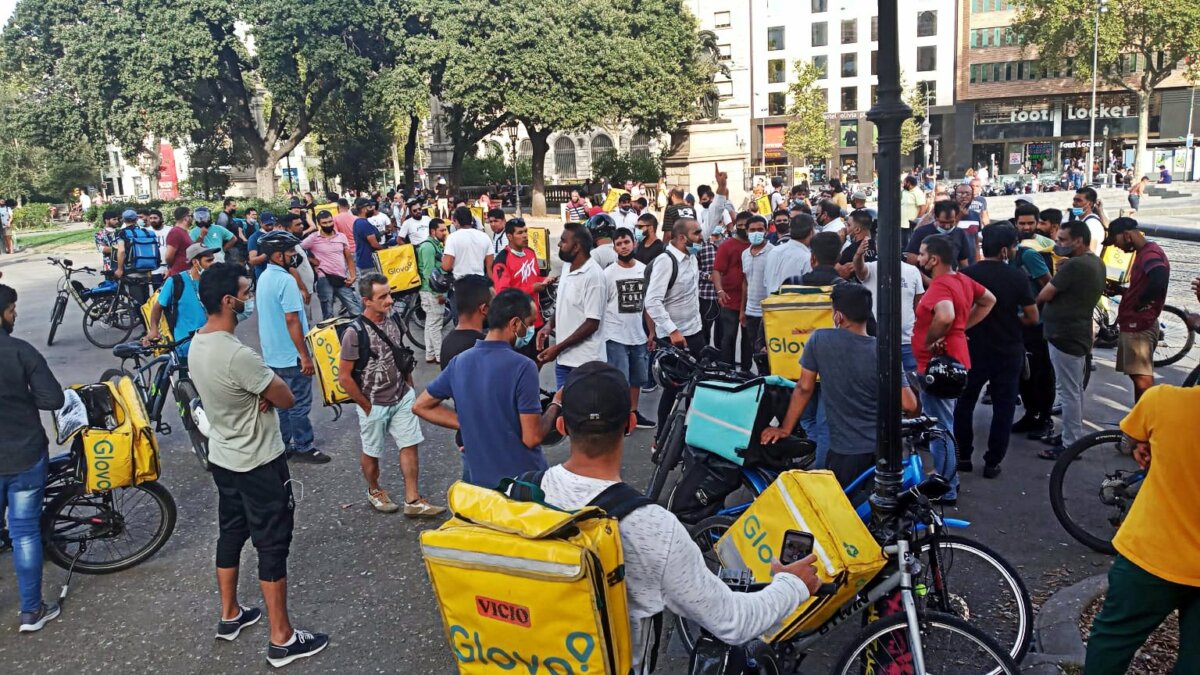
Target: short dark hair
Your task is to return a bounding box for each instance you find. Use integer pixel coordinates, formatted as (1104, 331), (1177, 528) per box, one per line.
(636, 197), (648, 208)
(903, 175), (918, 188)
(488, 288), (534, 329)
(696, 184), (714, 198)
(848, 209), (873, 231)
(613, 227), (634, 243)
(747, 215), (769, 229)
(933, 200), (959, 219)
(831, 283), (873, 323)
(316, 210), (332, 221)
(223, 198), (236, 208)
(1014, 203), (1040, 220)
(735, 210), (753, 224)
(278, 213), (300, 229)
(504, 218), (527, 236)
(0, 283), (16, 315)
(198, 262), (247, 315)
(1062, 220), (1091, 245)
(771, 176), (783, 188)
(337, 198), (350, 208)
(637, 212), (658, 229)
(790, 214), (816, 241)
(810, 231), (842, 266)
(103, 209), (120, 220)
(429, 218), (446, 232)
(921, 234), (956, 266)
(454, 275), (494, 317)
(671, 217), (696, 240)
(771, 209), (790, 221)
(453, 206), (475, 228)
(563, 222), (593, 253)
(1040, 208), (1063, 225)
(244, 207), (258, 215)
(1075, 186), (1097, 204)
(818, 200), (841, 219)
(487, 208), (505, 221)
(357, 273), (389, 299)
(981, 223), (1018, 257)
(618, 193), (632, 203)
(148, 208), (162, 218)
(173, 206), (191, 220)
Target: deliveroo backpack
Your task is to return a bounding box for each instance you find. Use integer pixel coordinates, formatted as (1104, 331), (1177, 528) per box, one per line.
(120, 226), (162, 272)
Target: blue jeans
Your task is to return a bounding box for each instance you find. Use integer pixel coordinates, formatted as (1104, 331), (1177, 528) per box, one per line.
(272, 365), (315, 453)
(315, 276), (362, 320)
(605, 341), (651, 389)
(554, 363), (575, 389)
(0, 455), (48, 612)
(901, 343), (917, 375)
(799, 384), (831, 469)
(921, 393), (959, 499)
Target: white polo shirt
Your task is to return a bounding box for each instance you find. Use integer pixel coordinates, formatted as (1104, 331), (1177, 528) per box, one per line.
(555, 257), (608, 367)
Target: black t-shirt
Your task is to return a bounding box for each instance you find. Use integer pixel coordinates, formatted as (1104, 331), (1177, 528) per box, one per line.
(838, 237), (877, 267)
(904, 224), (972, 268)
(962, 260), (1035, 356)
(663, 204), (698, 233)
(634, 239), (666, 265)
(440, 329), (486, 370)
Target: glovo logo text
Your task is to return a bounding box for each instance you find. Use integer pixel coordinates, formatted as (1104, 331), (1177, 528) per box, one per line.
(90, 439), (116, 490)
(449, 625), (596, 673)
(314, 333), (347, 398)
(741, 514), (775, 564)
(766, 329), (814, 356)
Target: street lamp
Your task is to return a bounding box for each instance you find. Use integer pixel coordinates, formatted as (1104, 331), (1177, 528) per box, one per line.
(1086, 0), (1109, 186)
(1102, 124), (1110, 182)
(506, 120), (521, 216)
(865, 0), (912, 536)
(316, 139), (327, 194)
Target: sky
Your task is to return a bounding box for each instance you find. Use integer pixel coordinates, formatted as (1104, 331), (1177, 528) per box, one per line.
(0, 0), (14, 28)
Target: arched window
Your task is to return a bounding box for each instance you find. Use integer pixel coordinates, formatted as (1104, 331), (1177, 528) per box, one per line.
(917, 11), (937, 38)
(484, 140), (504, 159)
(518, 139), (533, 163)
(630, 132), (651, 158)
(590, 134), (615, 164)
(554, 137), (577, 179)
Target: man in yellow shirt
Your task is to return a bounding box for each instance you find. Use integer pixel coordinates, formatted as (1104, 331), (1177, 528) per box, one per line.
(1083, 384), (1200, 674)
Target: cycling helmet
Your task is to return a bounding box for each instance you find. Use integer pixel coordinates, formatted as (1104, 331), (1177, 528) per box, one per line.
(585, 213), (616, 239)
(920, 355), (968, 399)
(256, 230), (301, 258)
(193, 206), (212, 224)
(652, 348), (695, 389)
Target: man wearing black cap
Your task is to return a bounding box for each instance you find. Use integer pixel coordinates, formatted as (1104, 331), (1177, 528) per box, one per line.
(538, 362), (821, 672)
(1104, 217), (1170, 402)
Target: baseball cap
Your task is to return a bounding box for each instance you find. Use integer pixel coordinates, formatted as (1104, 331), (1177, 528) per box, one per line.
(121, 209), (138, 221)
(561, 362), (631, 434)
(1102, 217), (1138, 246)
(1014, 195), (1036, 206)
(851, 190), (867, 201)
(354, 197), (372, 209)
(260, 211), (277, 225)
(185, 243), (220, 261)
(288, 198), (304, 210)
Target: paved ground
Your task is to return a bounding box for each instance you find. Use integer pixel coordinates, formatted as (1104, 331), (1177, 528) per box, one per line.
(0, 232), (1193, 673)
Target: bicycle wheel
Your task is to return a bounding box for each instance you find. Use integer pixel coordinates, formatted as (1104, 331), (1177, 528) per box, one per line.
(101, 368), (134, 383)
(1152, 304), (1194, 367)
(916, 534), (1033, 662)
(1093, 306), (1118, 348)
(646, 413), (686, 502)
(404, 304), (426, 351)
(674, 515), (736, 654)
(1184, 364), (1200, 388)
(174, 379), (210, 472)
(82, 295), (138, 349)
(1049, 430), (1140, 555)
(41, 481), (177, 574)
(47, 294), (68, 346)
(831, 611), (1020, 675)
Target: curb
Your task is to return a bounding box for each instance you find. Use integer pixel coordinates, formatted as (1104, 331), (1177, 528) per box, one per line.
(1032, 573), (1108, 668)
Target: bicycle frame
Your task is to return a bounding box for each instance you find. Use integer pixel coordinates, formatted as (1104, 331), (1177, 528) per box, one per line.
(121, 351), (181, 431)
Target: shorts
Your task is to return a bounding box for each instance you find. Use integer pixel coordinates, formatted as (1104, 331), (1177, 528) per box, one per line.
(210, 454), (294, 582)
(605, 340), (651, 388)
(1116, 328), (1157, 377)
(356, 389), (424, 458)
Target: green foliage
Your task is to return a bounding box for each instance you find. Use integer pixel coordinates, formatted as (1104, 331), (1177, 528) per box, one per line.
(783, 61), (832, 166)
(0, 82), (103, 201)
(591, 151), (663, 184)
(84, 198), (293, 226)
(10, 203), (53, 230)
(15, 228), (96, 250)
(900, 77), (928, 156)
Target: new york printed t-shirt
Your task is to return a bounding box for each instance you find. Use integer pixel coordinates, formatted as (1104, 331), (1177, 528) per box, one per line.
(603, 260), (648, 346)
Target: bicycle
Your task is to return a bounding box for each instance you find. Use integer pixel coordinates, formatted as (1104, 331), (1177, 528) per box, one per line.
(100, 335), (210, 471)
(391, 287), (451, 351)
(46, 256), (140, 348)
(1093, 294), (1193, 367)
(674, 418), (1032, 664)
(1048, 429), (1142, 555)
(686, 477), (1020, 674)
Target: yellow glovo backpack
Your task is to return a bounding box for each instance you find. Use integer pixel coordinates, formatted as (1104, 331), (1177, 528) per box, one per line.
(54, 376), (160, 493)
(420, 473), (655, 674)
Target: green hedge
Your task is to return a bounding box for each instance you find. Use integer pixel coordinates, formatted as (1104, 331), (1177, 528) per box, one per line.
(84, 198), (295, 226)
(10, 203), (54, 230)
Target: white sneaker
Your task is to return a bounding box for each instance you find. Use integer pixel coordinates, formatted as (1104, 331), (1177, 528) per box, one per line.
(403, 498), (447, 518)
(367, 489), (400, 513)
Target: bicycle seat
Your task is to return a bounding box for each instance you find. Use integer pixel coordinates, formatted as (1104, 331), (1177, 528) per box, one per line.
(63, 259), (74, 268)
(112, 341), (147, 359)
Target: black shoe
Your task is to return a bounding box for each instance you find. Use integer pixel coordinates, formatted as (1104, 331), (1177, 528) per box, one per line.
(1051, 404), (1063, 416)
(1042, 433), (1063, 447)
(1011, 415), (1040, 433)
(216, 606), (262, 641)
(267, 629), (330, 668)
(288, 449), (331, 464)
(957, 460), (974, 473)
(18, 603), (61, 633)
(983, 464), (1002, 479)
(635, 412), (657, 429)
(1027, 419), (1055, 441)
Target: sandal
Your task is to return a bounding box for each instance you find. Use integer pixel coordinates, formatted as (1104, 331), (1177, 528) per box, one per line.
(1037, 447), (1062, 461)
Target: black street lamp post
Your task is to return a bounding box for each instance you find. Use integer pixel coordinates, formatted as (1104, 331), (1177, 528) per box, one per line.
(865, 0), (913, 538)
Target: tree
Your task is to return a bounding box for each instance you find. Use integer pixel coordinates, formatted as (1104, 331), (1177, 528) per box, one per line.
(782, 61), (832, 166)
(1015, 0), (1200, 176)
(900, 77), (928, 157)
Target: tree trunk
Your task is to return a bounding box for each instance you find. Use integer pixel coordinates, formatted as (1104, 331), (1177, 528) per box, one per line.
(391, 143), (402, 188)
(146, 141), (162, 200)
(404, 114), (419, 189)
(1135, 90), (1152, 179)
(255, 165), (277, 199)
(449, 144), (465, 198)
(527, 125), (551, 217)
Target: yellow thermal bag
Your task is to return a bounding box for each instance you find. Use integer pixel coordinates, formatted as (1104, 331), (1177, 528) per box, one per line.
(761, 286), (834, 379)
(57, 377), (161, 493)
(305, 317), (356, 406)
(374, 244), (422, 293)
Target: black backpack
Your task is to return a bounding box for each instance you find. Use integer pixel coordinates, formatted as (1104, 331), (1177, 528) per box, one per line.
(643, 250), (679, 293)
(349, 315), (416, 384)
(161, 273), (189, 332)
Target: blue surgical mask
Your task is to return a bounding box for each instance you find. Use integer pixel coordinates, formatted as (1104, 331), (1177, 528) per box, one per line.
(1070, 207), (1084, 218)
(514, 324), (535, 349)
(136, 218), (145, 227)
(634, 229), (646, 242)
(236, 298), (255, 323)
(748, 231), (765, 246)
(687, 243), (702, 255)
(713, 226), (726, 237)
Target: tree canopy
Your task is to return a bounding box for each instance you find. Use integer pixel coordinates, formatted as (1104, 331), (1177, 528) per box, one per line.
(783, 60), (832, 167)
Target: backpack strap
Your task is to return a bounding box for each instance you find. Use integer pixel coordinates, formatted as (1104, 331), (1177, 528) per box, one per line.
(644, 252), (679, 294)
(587, 482), (654, 521)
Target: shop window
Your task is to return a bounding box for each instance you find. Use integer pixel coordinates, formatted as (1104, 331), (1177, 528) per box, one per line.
(767, 59), (786, 83)
(813, 55), (828, 79)
(917, 46), (936, 72)
(718, 44), (731, 61)
(871, 16), (878, 41)
(840, 119), (859, 148)
(768, 91), (788, 116)
(841, 19), (857, 44)
(842, 53), (858, 77)
(917, 11), (937, 37)
(871, 51), (877, 76)
(841, 87), (858, 111)
(767, 26), (785, 51)
(714, 11), (731, 28)
(812, 0), (827, 11)
(812, 22), (827, 47)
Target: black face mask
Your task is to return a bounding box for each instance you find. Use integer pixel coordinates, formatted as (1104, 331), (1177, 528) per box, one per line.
(320, 225), (335, 234)
(617, 253), (636, 263)
(1018, 230), (1035, 240)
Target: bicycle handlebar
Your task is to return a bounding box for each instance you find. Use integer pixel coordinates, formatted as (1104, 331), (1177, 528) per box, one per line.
(47, 256), (96, 275)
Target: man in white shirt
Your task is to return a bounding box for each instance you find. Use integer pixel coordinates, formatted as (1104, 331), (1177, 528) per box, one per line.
(763, 214), (816, 295)
(485, 208), (508, 257)
(441, 206), (493, 279)
(603, 228), (655, 429)
(815, 201), (845, 240)
(536, 223), (606, 388)
(853, 238), (925, 373)
(740, 216), (776, 371)
(1072, 187), (1107, 255)
(539, 363), (819, 673)
(365, 200), (391, 240)
(398, 200), (431, 246)
(644, 218), (704, 431)
(697, 180), (733, 239)
(611, 193), (639, 232)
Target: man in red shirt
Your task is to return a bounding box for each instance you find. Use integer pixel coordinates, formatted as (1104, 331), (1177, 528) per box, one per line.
(331, 198), (357, 254)
(163, 206), (196, 276)
(913, 234), (996, 504)
(492, 219), (554, 362)
(1103, 217), (1170, 402)
(712, 211), (752, 368)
